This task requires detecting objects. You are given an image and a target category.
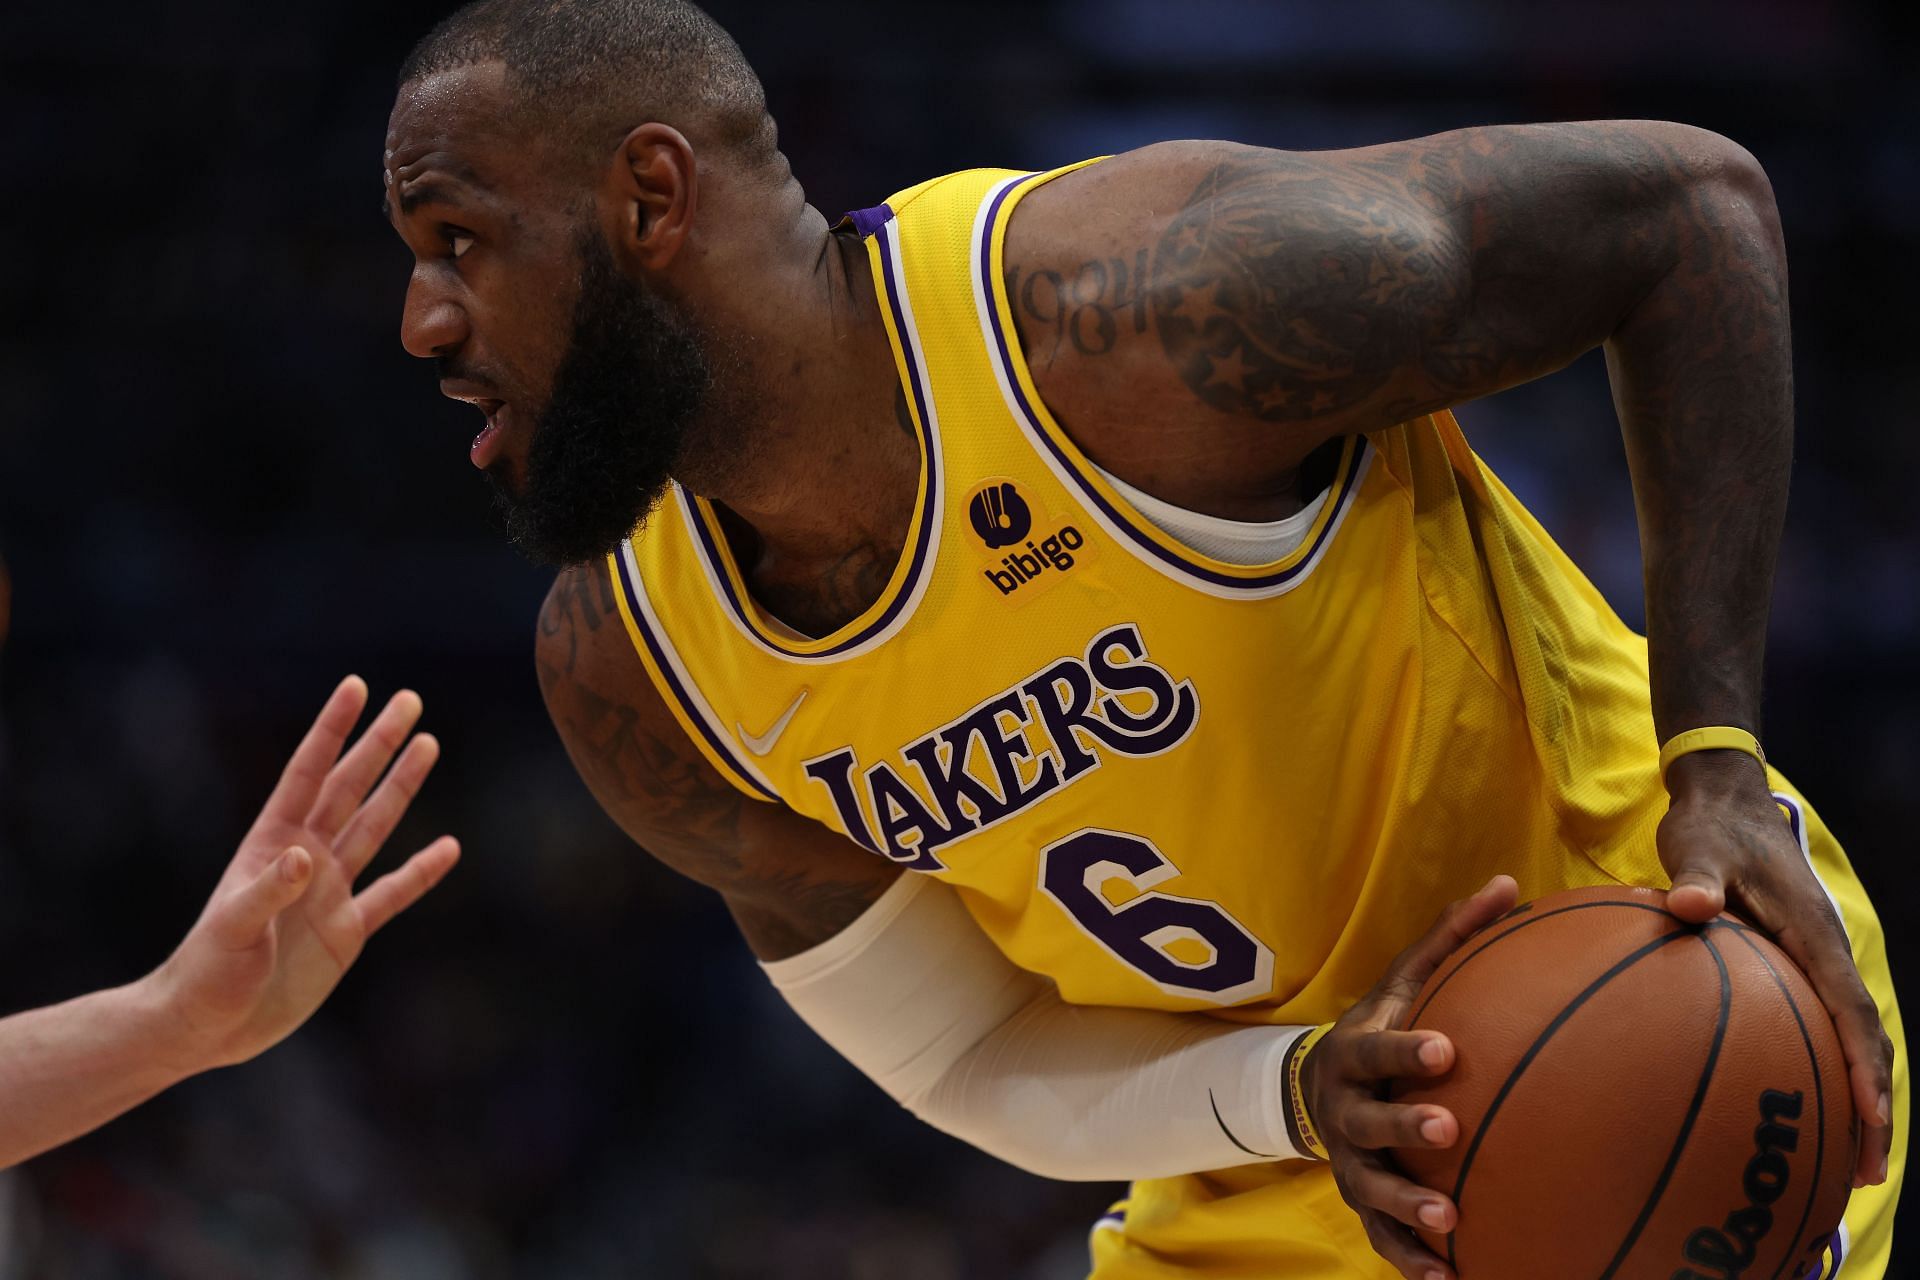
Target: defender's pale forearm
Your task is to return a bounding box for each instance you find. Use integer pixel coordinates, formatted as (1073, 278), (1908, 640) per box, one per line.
(0, 977), (198, 1169)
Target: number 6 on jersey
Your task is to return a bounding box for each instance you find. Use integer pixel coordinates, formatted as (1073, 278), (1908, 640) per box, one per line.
(1040, 828), (1276, 1005)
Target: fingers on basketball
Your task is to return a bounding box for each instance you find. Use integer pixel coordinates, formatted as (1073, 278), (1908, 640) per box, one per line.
(1380, 876), (1518, 1006)
(1390, 886), (1857, 1279)
(1757, 889), (1891, 1181)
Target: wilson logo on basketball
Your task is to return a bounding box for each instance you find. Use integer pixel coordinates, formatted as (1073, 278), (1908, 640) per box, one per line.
(1673, 1088), (1801, 1280)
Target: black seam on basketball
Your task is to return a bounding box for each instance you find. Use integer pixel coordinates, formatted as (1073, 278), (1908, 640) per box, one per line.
(1409, 899), (1684, 1029)
(1207, 1088), (1278, 1160)
(1598, 931), (1733, 1279)
(1718, 922), (1829, 1280)
(1441, 928), (1695, 1269)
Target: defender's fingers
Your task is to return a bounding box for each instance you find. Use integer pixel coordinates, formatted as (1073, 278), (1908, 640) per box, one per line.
(1339, 1029), (1454, 1083)
(334, 734), (442, 879)
(1340, 1098), (1458, 1152)
(209, 847), (314, 949)
(306, 690), (423, 840)
(354, 837), (460, 936)
(1377, 875), (1518, 1007)
(261, 677), (368, 823)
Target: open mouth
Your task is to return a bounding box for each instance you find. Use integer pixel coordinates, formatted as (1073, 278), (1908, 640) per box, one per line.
(469, 399), (507, 469)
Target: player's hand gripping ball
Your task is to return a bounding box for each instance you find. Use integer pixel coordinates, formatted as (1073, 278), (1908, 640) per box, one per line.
(1391, 886), (1855, 1280)
(1299, 876), (1517, 1280)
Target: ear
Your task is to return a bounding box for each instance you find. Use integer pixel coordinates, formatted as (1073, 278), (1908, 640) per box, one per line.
(607, 122), (697, 272)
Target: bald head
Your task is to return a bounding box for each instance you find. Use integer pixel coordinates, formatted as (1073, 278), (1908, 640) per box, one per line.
(399, 0), (774, 167)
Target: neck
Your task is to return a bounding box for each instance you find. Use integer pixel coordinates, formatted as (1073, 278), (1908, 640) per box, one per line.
(675, 198), (919, 632)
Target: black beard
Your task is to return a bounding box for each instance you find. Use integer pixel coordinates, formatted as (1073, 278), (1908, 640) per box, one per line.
(488, 228), (712, 567)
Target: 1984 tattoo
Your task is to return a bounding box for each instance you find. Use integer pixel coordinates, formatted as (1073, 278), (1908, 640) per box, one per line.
(1006, 250), (1151, 362)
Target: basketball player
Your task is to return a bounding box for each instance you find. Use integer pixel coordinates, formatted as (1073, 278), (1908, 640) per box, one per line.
(384, 3), (1905, 1275)
(0, 569), (459, 1166)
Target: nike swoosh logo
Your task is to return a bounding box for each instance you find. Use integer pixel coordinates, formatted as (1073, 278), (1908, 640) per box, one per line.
(738, 690), (809, 757)
(1208, 1088), (1278, 1160)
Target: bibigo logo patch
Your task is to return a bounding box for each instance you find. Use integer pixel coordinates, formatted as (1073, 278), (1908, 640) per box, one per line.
(963, 478), (1092, 601)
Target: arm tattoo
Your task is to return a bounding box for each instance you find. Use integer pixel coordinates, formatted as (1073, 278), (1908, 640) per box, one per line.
(1148, 155), (1470, 422)
(1009, 124), (1790, 741)
(534, 554), (618, 679)
(1141, 125), (1788, 737)
(1005, 250), (1151, 366)
(535, 561), (895, 957)
(535, 562), (744, 865)
(1133, 130), (1722, 430)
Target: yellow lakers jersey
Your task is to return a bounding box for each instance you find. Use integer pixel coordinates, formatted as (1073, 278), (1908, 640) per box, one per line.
(607, 160), (1908, 1280)
(609, 160), (1674, 1026)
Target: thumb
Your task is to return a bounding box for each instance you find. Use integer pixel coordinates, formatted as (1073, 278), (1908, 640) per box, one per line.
(210, 847), (314, 948)
(1378, 874), (1519, 1008)
(1665, 865), (1727, 924)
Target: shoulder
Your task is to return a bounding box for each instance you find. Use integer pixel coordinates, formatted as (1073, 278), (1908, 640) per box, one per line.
(1004, 141), (1245, 240)
(998, 141), (1356, 505)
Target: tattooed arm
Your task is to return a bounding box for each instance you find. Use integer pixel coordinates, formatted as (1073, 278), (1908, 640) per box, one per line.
(1004, 123), (1891, 1262)
(1010, 124), (1800, 751)
(534, 559), (899, 959)
(1004, 125), (1794, 520)
(1008, 126), (1805, 786)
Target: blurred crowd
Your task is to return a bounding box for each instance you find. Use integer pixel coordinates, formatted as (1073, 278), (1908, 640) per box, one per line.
(2, 0), (1915, 1274)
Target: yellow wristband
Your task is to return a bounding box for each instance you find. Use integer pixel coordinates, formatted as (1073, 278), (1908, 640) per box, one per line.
(1658, 726), (1765, 783)
(1286, 1022), (1336, 1162)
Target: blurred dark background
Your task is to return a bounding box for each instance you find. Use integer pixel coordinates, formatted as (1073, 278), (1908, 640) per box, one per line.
(1, 0), (1915, 1275)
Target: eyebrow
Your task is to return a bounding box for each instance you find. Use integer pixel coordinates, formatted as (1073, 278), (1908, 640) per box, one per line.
(380, 178), (473, 222)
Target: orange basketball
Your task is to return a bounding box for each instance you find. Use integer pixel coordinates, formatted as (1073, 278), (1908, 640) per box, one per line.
(1391, 886), (1855, 1280)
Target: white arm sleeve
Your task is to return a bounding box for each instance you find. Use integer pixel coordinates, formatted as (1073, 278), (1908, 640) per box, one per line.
(761, 873), (1313, 1182)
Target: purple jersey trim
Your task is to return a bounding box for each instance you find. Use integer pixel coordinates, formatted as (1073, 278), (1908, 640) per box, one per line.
(843, 203), (895, 238)
(1779, 790), (1806, 845)
(976, 177), (1367, 592)
(613, 549), (780, 802)
(683, 216), (938, 660)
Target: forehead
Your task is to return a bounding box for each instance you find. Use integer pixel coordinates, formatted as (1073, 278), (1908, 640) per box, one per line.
(385, 62), (525, 195)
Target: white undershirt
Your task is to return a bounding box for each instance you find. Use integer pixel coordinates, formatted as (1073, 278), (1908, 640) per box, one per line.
(757, 467), (1332, 642)
(1091, 463), (1330, 566)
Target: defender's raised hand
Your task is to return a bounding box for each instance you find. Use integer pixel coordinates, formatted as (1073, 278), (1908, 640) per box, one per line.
(150, 676), (460, 1070)
(1301, 876), (1519, 1280)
